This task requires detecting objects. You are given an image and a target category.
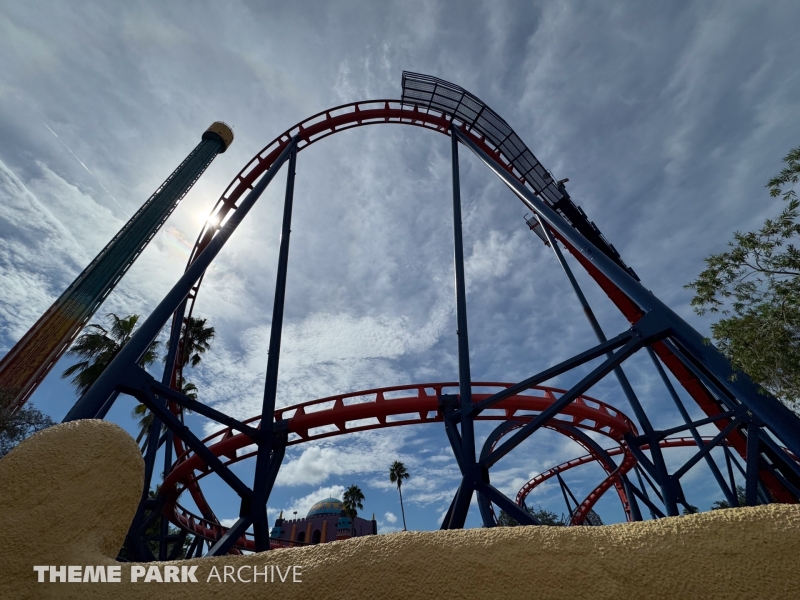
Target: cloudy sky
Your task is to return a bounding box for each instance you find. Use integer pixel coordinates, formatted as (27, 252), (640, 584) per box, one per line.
(1, 1), (799, 533)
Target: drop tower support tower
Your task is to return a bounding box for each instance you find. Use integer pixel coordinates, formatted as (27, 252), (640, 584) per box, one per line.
(0, 122), (234, 413)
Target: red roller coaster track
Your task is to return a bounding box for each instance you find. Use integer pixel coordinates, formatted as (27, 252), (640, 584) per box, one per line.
(160, 96), (794, 549)
(161, 382), (640, 549)
(175, 99), (755, 468)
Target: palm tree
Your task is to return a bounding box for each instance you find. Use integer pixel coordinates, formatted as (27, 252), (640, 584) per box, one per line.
(342, 484), (365, 536)
(180, 381), (198, 400)
(62, 313), (159, 395)
(170, 316), (215, 398)
(389, 461), (410, 531)
(180, 317), (215, 369)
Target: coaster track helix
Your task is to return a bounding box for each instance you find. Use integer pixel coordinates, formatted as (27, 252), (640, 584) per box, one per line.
(60, 72), (800, 560)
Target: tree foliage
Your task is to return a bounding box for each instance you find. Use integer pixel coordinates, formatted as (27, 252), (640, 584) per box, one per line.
(180, 317), (215, 370)
(497, 506), (564, 527)
(710, 485), (748, 510)
(342, 484), (365, 520)
(0, 403), (55, 457)
(343, 484), (365, 535)
(61, 313), (160, 396)
(388, 460), (410, 530)
(686, 146), (800, 410)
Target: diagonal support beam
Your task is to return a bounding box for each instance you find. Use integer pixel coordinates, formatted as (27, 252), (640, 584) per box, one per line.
(628, 480), (667, 519)
(534, 215), (679, 514)
(206, 517), (252, 557)
(647, 347), (737, 506)
(651, 411), (738, 442)
(476, 482), (539, 526)
(121, 375), (253, 501)
(482, 337), (642, 469)
(672, 419), (742, 480)
(147, 377), (262, 440)
(468, 331), (632, 417)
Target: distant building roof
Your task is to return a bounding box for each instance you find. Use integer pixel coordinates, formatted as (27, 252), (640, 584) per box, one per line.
(307, 497), (343, 518)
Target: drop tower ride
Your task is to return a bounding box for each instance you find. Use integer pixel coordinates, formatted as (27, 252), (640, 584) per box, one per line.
(0, 122), (234, 413)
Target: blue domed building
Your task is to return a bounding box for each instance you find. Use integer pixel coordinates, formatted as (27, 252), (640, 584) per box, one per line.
(270, 496), (377, 547)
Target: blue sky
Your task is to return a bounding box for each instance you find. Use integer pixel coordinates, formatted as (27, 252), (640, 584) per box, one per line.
(1, 1), (799, 534)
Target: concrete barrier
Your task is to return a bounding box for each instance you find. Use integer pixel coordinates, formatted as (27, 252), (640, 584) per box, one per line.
(1, 419), (798, 599)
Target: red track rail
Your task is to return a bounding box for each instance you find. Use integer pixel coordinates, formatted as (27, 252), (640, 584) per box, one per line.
(161, 382), (636, 549)
(515, 436), (727, 524)
(479, 419), (634, 525)
(174, 98), (756, 460)
(164, 96), (793, 540)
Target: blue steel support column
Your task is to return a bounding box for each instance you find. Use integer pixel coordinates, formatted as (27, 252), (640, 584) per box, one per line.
(532, 214), (680, 515)
(446, 126), (476, 529)
(745, 421), (761, 506)
(645, 346), (737, 506)
(156, 302), (187, 561)
(251, 143), (298, 551)
(124, 396), (166, 561)
(126, 300), (188, 562)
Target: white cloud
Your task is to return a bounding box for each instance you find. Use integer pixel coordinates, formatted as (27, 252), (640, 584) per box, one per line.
(197, 308), (454, 427)
(275, 446), (349, 487)
(0, 159), (89, 346)
(272, 485), (347, 520)
(384, 511), (397, 523)
(275, 428), (414, 487)
(377, 522), (402, 534)
(465, 229), (523, 285)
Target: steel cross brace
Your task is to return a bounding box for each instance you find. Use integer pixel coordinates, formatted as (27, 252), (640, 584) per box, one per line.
(117, 356), (290, 557)
(621, 435), (697, 513)
(462, 332), (633, 420)
(476, 419), (625, 526)
(533, 215), (679, 515)
(646, 347), (739, 507)
(440, 312), (667, 526)
(117, 367), (254, 500)
(474, 420), (540, 527)
(481, 333), (647, 470)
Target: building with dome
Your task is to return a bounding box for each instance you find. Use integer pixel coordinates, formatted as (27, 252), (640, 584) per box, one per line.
(269, 496), (377, 547)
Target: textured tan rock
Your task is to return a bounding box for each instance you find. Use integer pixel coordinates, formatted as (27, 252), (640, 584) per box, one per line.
(1, 419), (799, 599)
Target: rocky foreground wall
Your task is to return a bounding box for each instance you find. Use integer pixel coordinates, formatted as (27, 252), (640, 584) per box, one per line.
(1, 420), (798, 600)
